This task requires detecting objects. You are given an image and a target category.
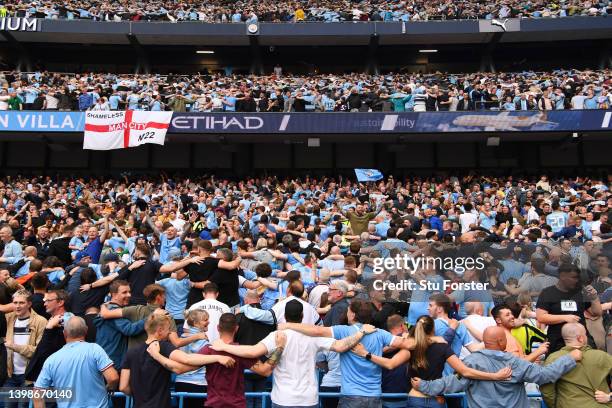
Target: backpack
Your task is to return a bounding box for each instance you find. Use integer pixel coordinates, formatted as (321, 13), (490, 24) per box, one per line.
(234, 308), (277, 346)
(511, 323), (547, 355)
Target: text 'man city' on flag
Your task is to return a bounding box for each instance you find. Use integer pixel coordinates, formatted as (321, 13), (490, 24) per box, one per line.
(83, 110), (172, 150)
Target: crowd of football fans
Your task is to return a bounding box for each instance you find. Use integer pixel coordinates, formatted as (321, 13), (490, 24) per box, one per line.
(0, 69), (610, 112)
(0, 172), (609, 407)
(0, 0), (611, 22)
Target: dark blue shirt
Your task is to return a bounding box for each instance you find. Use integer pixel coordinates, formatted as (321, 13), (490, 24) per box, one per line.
(94, 303), (145, 368)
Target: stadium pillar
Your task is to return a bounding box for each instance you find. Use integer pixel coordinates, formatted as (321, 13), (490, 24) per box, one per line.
(480, 32), (503, 73)
(89, 151), (108, 176)
(577, 139), (585, 171)
(599, 45), (611, 69)
(479, 53), (495, 73)
(249, 37), (264, 75)
(126, 34), (151, 74)
(0, 142), (6, 172)
(375, 144), (393, 173)
(366, 34), (380, 75)
(233, 144), (253, 177)
(1, 31), (31, 71)
(43, 140), (50, 175)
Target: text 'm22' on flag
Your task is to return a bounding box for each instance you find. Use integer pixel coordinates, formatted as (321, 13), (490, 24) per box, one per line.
(354, 169), (384, 182)
(83, 110), (173, 150)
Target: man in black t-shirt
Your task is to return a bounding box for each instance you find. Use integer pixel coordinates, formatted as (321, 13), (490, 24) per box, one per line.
(46, 224), (73, 266)
(117, 246), (163, 305)
(536, 264), (602, 352)
(183, 255), (220, 307)
(292, 93), (306, 112)
(160, 240), (241, 308)
(210, 248), (240, 308)
(381, 315), (409, 407)
(120, 314), (235, 408)
(425, 89), (438, 111)
(437, 91), (451, 111)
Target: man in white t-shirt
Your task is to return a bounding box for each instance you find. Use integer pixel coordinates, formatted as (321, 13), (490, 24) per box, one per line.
(591, 212), (609, 237)
(211, 299), (376, 408)
(186, 282), (230, 342)
(272, 280), (322, 325)
(459, 203), (479, 234)
(459, 301), (496, 359)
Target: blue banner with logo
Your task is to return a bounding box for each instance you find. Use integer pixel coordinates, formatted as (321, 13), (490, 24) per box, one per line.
(168, 110), (612, 133)
(0, 111), (85, 132)
(0, 110), (610, 134)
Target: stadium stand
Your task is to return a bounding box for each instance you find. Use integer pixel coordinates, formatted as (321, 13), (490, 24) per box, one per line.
(0, 173), (609, 407)
(0, 0), (610, 405)
(0, 0), (610, 22)
(0, 69), (610, 112)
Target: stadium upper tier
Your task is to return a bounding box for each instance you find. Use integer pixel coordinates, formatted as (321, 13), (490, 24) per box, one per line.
(0, 70), (610, 112)
(0, 0), (610, 22)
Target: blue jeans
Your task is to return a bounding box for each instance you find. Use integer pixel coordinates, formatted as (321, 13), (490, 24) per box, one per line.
(405, 396), (445, 408)
(1, 374), (27, 408)
(339, 396), (382, 408)
(383, 400), (408, 408)
(271, 404), (318, 408)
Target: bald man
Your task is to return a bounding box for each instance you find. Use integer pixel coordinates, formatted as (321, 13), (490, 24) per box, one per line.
(461, 302), (496, 342)
(412, 326), (582, 408)
(541, 323), (612, 407)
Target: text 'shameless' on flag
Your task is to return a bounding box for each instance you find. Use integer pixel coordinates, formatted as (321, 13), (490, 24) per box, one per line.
(83, 111), (173, 150)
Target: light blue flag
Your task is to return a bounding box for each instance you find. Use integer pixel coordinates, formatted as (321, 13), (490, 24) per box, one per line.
(354, 169), (384, 182)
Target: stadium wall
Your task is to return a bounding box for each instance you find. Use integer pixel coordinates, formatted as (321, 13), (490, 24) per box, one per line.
(1, 140), (610, 177)
(0, 112), (608, 175)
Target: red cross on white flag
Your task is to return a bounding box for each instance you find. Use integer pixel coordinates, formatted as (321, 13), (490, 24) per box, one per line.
(83, 110), (173, 150)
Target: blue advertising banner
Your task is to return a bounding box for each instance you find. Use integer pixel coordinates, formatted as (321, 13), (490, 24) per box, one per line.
(0, 111), (85, 132)
(168, 110), (612, 133)
(0, 110), (610, 134)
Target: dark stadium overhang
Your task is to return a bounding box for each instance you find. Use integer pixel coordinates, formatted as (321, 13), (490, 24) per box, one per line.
(5, 17), (612, 46)
(0, 130), (609, 144)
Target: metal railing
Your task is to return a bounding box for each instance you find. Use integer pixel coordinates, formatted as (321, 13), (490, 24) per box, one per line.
(109, 391), (547, 408)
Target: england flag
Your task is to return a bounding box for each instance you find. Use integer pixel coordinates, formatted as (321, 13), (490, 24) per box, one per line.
(83, 110), (173, 150)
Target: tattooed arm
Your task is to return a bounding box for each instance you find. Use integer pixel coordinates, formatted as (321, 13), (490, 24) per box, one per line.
(249, 331), (287, 377)
(330, 324), (377, 353)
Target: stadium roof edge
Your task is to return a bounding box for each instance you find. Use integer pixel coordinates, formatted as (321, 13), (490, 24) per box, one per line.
(5, 17), (612, 46)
